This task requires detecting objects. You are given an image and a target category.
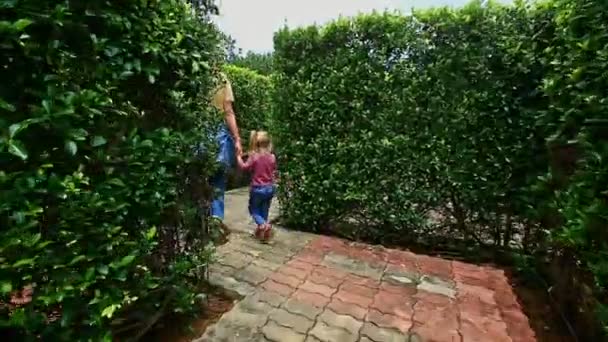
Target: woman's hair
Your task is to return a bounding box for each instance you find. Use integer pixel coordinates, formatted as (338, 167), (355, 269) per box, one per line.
(248, 130), (272, 153)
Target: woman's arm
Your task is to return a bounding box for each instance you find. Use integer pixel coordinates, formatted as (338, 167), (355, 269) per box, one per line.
(224, 100), (241, 155)
(221, 78), (241, 155)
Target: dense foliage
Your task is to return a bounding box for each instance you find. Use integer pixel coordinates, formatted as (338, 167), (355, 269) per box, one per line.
(539, 0), (608, 331)
(274, 3), (541, 245)
(223, 65), (272, 135)
(273, 0), (607, 336)
(0, 0), (222, 340)
(231, 51), (274, 75)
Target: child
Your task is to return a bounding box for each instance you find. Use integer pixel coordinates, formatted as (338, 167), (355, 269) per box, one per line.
(236, 131), (277, 241)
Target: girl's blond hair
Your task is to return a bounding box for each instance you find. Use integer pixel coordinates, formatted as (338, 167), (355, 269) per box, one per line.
(248, 130), (272, 154)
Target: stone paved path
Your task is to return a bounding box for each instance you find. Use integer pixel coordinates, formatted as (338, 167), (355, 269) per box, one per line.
(194, 189), (537, 342)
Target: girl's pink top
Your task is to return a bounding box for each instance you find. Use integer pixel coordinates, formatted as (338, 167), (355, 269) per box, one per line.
(237, 152), (276, 186)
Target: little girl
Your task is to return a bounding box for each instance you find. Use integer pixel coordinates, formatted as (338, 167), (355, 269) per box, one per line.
(236, 131), (277, 241)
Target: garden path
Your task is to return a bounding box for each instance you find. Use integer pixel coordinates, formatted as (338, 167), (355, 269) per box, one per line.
(192, 188), (536, 342)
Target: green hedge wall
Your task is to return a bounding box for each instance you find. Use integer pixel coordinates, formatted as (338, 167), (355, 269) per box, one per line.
(538, 0), (608, 334)
(273, 0), (607, 336)
(273, 4), (545, 245)
(224, 64), (272, 135)
(0, 0), (222, 339)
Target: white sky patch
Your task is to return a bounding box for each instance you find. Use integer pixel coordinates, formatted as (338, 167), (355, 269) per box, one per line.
(213, 0), (496, 52)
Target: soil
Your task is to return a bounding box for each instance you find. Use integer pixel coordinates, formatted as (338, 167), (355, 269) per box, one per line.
(510, 272), (577, 342)
(144, 287), (236, 342)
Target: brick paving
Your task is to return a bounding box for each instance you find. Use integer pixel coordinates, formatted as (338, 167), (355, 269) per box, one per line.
(193, 189), (537, 342)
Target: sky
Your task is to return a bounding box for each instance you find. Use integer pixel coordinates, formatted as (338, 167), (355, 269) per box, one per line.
(213, 0), (490, 53)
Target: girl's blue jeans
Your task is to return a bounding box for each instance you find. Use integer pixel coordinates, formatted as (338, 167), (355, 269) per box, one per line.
(248, 185), (275, 225)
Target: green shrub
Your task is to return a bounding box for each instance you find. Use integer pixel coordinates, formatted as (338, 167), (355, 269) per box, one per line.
(224, 65), (272, 136)
(231, 51), (274, 76)
(272, 4), (545, 245)
(0, 0), (222, 339)
(273, 0), (608, 336)
(537, 0), (608, 334)
(541, 0), (608, 290)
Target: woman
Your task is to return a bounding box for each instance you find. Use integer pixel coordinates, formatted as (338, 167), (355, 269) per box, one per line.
(209, 72), (242, 224)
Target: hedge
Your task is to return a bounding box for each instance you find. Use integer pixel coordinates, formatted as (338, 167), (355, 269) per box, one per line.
(273, 4), (544, 244)
(223, 65), (273, 188)
(1, 0), (222, 340)
(538, 0), (608, 335)
(231, 51), (274, 76)
(273, 0), (607, 337)
(224, 65), (272, 136)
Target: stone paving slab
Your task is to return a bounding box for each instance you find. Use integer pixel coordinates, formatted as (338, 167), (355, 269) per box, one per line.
(193, 189), (537, 342)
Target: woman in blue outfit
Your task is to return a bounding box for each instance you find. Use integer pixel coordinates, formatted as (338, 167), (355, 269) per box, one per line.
(209, 73), (242, 224)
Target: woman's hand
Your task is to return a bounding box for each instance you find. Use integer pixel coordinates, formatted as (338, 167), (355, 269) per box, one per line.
(234, 137), (242, 156)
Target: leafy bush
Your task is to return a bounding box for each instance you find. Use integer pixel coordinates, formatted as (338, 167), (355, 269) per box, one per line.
(273, 4), (544, 246)
(273, 0), (607, 336)
(542, 0), (608, 290)
(536, 0), (608, 334)
(224, 65), (272, 135)
(231, 51), (274, 75)
(0, 0), (222, 339)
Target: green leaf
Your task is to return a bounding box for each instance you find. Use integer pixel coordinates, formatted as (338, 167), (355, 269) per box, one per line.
(69, 255), (86, 265)
(91, 136), (107, 147)
(102, 332), (113, 342)
(120, 70), (134, 78)
(116, 271), (127, 282)
(11, 211), (25, 224)
(69, 128), (89, 141)
(101, 304), (120, 318)
(0, 97), (15, 112)
(27, 233), (41, 247)
(36, 241), (52, 250)
(13, 18), (32, 31)
(115, 255), (136, 268)
(7, 118), (43, 139)
(97, 265), (109, 275)
(65, 140), (77, 156)
(146, 227), (157, 240)
(0, 281), (12, 294)
(8, 123), (20, 138)
(85, 267), (96, 281)
(107, 178), (125, 187)
(13, 258), (35, 267)
(0, 0), (18, 9)
(42, 99), (51, 113)
(9, 308), (26, 325)
(8, 140), (28, 160)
